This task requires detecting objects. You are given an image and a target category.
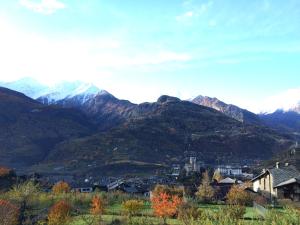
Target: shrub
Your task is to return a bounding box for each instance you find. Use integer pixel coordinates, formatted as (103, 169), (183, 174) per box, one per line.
(0, 199), (19, 225)
(52, 181), (71, 194)
(222, 205), (246, 220)
(254, 195), (268, 206)
(90, 195), (105, 216)
(178, 203), (202, 225)
(47, 200), (72, 225)
(122, 199), (144, 218)
(263, 207), (300, 225)
(226, 185), (252, 206)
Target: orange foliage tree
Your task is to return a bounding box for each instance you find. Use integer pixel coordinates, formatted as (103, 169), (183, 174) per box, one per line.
(0, 166), (12, 177)
(0, 199), (19, 225)
(48, 200), (72, 225)
(151, 192), (182, 224)
(90, 195), (105, 216)
(52, 181), (71, 194)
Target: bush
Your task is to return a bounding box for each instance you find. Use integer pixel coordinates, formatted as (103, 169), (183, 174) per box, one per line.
(226, 185), (252, 206)
(52, 181), (70, 194)
(178, 203), (202, 225)
(90, 195), (105, 216)
(222, 205), (246, 220)
(254, 195), (268, 206)
(0, 199), (19, 225)
(263, 207), (300, 225)
(48, 200), (72, 225)
(122, 199), (144, 218)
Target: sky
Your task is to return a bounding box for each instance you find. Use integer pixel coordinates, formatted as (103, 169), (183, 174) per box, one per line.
(0, 0), (299, 113)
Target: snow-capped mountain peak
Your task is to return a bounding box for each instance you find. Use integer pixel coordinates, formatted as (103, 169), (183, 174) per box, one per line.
(0, 77), (105, 105)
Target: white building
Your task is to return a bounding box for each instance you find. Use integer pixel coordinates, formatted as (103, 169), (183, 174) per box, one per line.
(216, 165), (242, 176)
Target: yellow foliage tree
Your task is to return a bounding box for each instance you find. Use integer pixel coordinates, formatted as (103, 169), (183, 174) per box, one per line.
(52, 181), (70, 194)
(122, 199), (144, 218)
(196, 171), (215, 203)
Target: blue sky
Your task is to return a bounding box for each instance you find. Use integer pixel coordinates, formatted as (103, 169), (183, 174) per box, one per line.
(0, 0), (299, 112)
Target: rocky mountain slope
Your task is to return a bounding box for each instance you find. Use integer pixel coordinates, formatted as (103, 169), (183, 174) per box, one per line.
(259, 103), (300, 136)
(191, 95), (261, 124)
(43, 96), (292, 175)
(0, 86), (295, 176)
(0, 87), (94, 169)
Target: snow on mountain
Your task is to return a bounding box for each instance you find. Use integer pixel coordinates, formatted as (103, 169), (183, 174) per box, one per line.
(0, 77), (49, 98)
(0, 77), (104, 104)
(40, 81), (102, 103)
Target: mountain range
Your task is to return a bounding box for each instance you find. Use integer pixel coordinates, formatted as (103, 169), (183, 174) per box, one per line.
(0, 78), (299, 176)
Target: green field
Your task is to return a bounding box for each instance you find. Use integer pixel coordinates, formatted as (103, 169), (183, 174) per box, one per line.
(68, 202), (286, 225)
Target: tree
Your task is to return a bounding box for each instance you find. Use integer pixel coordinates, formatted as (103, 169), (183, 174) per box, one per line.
(212, 170), (223, 182)
(0, 199), (19, 225)
(196, 171), (215, 203)
(90, 195), (105, 220)
(48, 200), (71, 225)
(52, 181), (70, 194)
(8, 181), (40, 224)
(151, 192), (182, 224)
(0, 166), (13, 177)
(122, 199), (144, 218)
(226, 185), (253, 206)
(152, 185), (184, 197)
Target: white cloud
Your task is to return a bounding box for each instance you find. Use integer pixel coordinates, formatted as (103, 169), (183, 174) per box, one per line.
(258, 88), (300, 113)
(176, 11), (194, 21)
(19, 0), (65, 15)
(0, 19), (191, 85)
(176, 1), (213, 23)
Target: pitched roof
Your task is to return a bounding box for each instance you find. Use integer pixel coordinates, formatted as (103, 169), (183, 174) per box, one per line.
(252, 165), (300, 187)
(219, 177), (236, 184)
(269, 166), (300, 187)
(274, 176), (300, 188)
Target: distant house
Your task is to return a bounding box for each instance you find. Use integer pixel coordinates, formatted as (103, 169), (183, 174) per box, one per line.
(75, 187), (93, 193)
(216, 165), (242, 176)
(252, 163), (300, 201)
(213, 177), (241, 200)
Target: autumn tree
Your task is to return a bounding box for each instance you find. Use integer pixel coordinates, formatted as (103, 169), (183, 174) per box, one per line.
(152, 185), (184, 198)
(48, 200), (72, 225)
(0, 166), (13, 177)
(196, 171), (215, 203)
(226, 185), (253, 206)
(151, 192), (182, 224)
(89, 195), (105, 224)
(122, 199), (144, 218)
(8, 181), (40, 224)
(0, 199), (19, 225)
(212, 170), (223, 182)
(52, 181), (71, 194)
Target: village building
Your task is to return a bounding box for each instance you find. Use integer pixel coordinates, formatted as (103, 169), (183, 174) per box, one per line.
(216, 165), (243, 176)
(251, 163), (300, 202)
(184, 157), (203, 175)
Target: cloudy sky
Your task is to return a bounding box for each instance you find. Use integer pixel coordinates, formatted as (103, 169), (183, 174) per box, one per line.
(0, 0), (299, 113)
